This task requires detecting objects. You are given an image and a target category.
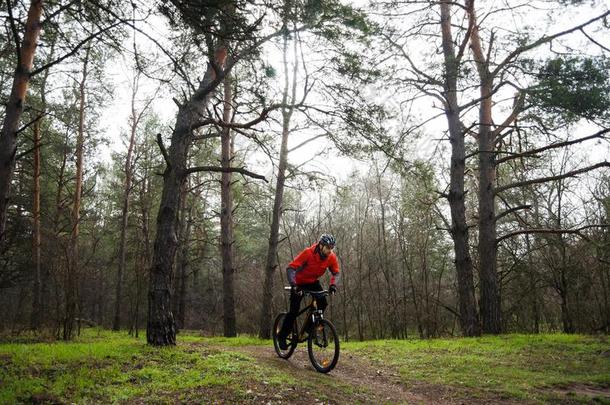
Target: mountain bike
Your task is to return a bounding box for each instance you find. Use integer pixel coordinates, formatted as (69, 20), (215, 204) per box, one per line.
(272, 287), (340, 373)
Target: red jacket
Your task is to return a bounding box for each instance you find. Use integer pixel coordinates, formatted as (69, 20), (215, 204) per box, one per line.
(286, 243), (340, 286)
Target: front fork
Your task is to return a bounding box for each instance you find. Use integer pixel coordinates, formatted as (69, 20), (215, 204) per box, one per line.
(299, 309), (324, 341)
(311, 309), (327, 346)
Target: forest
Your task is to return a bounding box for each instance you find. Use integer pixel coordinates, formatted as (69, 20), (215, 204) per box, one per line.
(0, 0), (609, 346)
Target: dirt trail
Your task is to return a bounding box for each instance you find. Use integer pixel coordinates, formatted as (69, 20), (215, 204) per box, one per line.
(228, 345), (505, 404)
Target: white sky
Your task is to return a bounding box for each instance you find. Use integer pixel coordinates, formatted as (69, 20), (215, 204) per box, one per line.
(97, 1), (610, 191)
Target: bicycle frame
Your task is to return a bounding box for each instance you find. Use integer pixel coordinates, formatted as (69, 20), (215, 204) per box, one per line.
(294, 293), (325, 343)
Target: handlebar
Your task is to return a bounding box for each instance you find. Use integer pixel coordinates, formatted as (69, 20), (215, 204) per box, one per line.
(283, 286), (329, 296)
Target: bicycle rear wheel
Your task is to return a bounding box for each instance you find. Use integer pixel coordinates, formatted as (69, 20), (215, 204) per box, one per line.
(273, 312), (296, 359)
(307, 319), (339, 373)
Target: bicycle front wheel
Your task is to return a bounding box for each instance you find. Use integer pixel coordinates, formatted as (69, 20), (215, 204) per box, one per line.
(307, 319), (339, 373)
(273, 312), (296, 359)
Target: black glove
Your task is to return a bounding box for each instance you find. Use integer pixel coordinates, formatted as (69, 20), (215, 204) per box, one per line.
(291, 285), (303, 296)
(329, 284), (337, 295)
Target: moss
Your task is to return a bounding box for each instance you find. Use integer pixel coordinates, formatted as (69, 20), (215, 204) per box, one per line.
(0, 330), (606, 403)
(344, 334), (609, 401)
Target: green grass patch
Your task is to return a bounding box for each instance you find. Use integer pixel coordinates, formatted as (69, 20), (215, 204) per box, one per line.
(200, 334), (270, 347)
(0, 329), (293, 404)
(1, 329), (607, 403)
(343, 333), (610, 401)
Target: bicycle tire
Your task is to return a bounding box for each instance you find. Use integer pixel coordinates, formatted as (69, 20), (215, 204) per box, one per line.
(273, 312), (296, 359)
(307, 318), (339, 373)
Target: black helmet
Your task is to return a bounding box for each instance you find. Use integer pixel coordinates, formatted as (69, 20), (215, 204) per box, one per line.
(319, 233), (336, 248)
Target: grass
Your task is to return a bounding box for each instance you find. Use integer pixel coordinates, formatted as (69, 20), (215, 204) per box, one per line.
(0, 329), (287, 404)
(343, 333), (610, 402)
(0, 329), (607, 403)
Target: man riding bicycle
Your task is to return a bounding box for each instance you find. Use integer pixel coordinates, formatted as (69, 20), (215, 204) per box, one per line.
(278, 233), (340, 350)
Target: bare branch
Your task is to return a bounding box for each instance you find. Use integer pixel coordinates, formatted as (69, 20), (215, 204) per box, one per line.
(6, 0), (21, 61)
(497, 225), (610, 245)
(495, 204), (531, 222)
(15, 141), (46, 161)
(31, 21), (123, 76)
(192, 132), (221, 141)
(456, 12), (474, 63)
(288, 134), (326, 153)
(492, 11), (610, 78)
(492, 91), (525, 139)
(184, 165), (267, 182)
(496, 161), (610, 194)
(580, 28), (610, 53)
(16, 112), (46, 135)
(42, 0), (80, 24)
(497, 128), (610, 165)
(192, 103), (283, 131)
(156, 133), (171, 170)
(90, 1), (196, 93)
(382, 32), (442, 86)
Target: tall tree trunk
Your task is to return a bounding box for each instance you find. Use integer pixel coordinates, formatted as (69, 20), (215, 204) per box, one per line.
(64, 47), (90, 340)
(147, 48), (227, 346)
(31, 119), (42, 329)
(525, 232), (540, 333)
(374, 164), (400, 338)
(398, 225), (423, 338)
(422, 234), (431, 337)
(31, 44), (52, 330)
(440, 0), (480, 336)
(356, 213), (365, 341)
(258, 124), (289, 338)
(50, 132), (68, 331)
(555, 178), (575, 333)
(559, 277), (574, 333)
(147, 138), (183, 345)
(468, 2), (501, 334)
(173, 183), (191, 331)
(258, 13), (297, 339)
(134, 173), (152, 338)
(220, 73), (236, 337)
(113, 75), (140, 331)
(0, 0), (44, 243)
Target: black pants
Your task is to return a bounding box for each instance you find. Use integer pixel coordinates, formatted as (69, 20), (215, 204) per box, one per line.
(279, 281), (327, 338)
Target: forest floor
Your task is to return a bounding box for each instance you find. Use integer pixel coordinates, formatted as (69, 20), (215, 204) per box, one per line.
(221, 344), (496, 404)
(0, 330), (608, 404)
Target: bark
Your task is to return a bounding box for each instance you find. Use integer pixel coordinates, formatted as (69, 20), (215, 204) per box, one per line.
(398, 223), (423, 338)
(556, 178), (575, 333)
(421, 233), (432, 337)
(173, 184), (191, 331)
(220, 73), (236, 337)
(524, 232), (540, 333)
(147, 145), (181, 345)
(64, 47), (90, 340)
(374, 167), (399, 338)
(0, 0), (44, 243)
(49, 132), (68, 331)
(133, 170), (152, 338)
(467, 2), (501, 334)
(113, 76), (140, 331)
(440, 0), (480, 336)
(30, 119), (41, 329)
(31, 44), (52, 330)
(147, 47), (227, 346)
(258, 114), (290, 339)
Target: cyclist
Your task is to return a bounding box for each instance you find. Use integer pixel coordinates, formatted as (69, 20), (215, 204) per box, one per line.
(278, 233), (340, 350)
